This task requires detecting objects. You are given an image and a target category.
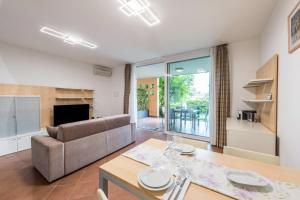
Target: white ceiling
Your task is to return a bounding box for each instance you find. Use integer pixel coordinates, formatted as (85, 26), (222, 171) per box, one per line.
(0, 0), (277, 67)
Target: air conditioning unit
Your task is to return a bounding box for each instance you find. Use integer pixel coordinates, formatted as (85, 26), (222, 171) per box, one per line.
(93, 65), (112, 77)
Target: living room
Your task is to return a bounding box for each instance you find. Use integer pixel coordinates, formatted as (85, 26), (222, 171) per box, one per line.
(1, 0), (300, 200)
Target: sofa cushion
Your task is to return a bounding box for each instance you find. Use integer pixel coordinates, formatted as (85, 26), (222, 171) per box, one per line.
(46, 126), (59, 139)
(64, 131), (107, 175)
(103, 114), (130, 130)
(57, 118), (109, 142)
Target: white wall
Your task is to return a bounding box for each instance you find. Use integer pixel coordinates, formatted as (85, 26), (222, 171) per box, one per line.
(136, 63), (165, 79)
(260, 0), (300, 169)
(0, 42), (124, 117)
(229, 38), (261, 117)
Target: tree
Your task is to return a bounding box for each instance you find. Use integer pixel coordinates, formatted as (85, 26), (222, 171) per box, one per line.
(169, 75), (194, 107)
(158, 75), (194, 109)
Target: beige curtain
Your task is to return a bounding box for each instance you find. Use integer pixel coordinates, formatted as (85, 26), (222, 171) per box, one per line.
(124, 64), (131, 114)
(215, 44), (230, 147)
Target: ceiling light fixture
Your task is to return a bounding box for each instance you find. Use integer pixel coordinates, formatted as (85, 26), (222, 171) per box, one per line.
(40, 27), (98, 49)
(175, 67), (184, 73)
(118, 0), (160, 26)
(197, 68), (207, 73)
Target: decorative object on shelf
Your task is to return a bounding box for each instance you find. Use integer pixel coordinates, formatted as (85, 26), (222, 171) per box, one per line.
(288, 0), (300, 53)
(237, 110), (242, 120)
(266, 92), (272, 100)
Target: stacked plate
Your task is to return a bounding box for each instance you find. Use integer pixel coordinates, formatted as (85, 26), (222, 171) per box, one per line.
(226, 169), (271, 187)
(138, 168), (174, 191)
(175, 144), (195, 155)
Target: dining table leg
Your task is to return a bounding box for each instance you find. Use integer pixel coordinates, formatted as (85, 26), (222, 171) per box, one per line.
(99, 170), (108, 196)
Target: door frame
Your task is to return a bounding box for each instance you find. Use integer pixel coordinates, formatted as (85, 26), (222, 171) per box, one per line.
(164, 56), (211, 141)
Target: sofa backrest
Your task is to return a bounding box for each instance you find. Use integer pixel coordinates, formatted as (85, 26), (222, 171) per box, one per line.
(103, 114), (131, 130)
(56, 114), (130, 142)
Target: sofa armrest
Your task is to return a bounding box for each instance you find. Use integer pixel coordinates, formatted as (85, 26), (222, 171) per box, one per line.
(31, 136), (64, 182)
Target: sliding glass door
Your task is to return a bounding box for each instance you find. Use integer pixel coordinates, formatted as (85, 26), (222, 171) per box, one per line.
(167, 57), (211, 139)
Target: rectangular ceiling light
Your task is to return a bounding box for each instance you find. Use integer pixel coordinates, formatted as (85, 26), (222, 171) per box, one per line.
(40, 27), (98, 49)
(139, 7), (160, 26)
(118, 0), (160, 26)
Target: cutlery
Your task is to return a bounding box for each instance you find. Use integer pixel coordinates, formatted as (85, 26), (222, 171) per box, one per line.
(163, 143), (171, 152)
(167, 176), (181, 200)
(173, 177), (187, 200)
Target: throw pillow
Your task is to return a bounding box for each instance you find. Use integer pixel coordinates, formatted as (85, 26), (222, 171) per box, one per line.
(46, 126), (59, 138)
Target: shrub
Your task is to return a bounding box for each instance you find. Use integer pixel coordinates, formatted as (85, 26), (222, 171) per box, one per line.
(137, 86), (149, 111)
(186, 98), (209, 113)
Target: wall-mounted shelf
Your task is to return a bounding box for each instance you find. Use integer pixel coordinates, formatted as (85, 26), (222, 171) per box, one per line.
(243, 78), (273, 88)
(55, 87), (94, 119)
(243, 99), (273, 103)
(56, 97), (94, 100)
(56, 97), (83, 100)
(56, 87), (94, 91)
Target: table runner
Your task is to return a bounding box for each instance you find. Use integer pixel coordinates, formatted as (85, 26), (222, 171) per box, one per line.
(122, 143), (300, 200)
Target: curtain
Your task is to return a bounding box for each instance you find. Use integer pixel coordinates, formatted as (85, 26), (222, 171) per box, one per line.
(123, 64), (131, 114)
(215, 44), (230, 147)
(209, 48), (217, 145)
(129, 65), (137, 124)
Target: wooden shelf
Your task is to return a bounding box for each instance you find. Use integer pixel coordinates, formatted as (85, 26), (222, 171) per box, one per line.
(243, 99), (273, 103)
(56, 87), (94, 91)
(56, 97), (83, 100)
(243, 78), (273, 88)
(56, 97), (94, 100)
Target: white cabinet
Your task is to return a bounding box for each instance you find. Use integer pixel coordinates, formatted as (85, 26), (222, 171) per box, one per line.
(0, 131), (43, 156)
(226, 118), (276, 155)
(0, 96), (41, 156)
(17, 136), (31, 152)
(17, 133), (34, 151)
(0, 137), (18, 156)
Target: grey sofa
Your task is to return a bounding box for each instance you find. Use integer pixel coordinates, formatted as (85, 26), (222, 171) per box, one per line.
(31, 114), (135, 182)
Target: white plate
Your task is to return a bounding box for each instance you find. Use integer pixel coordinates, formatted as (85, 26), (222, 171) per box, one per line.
(138, 177), (174, 191)
(226, 170), (270, 187)
(176, 144), (195, 153)
(139, 168), (172, 188)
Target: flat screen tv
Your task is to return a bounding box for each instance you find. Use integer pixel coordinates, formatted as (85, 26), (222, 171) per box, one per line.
(54, 104), (89, 126)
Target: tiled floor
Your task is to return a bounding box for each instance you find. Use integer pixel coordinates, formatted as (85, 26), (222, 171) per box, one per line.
(137, 117), (164, 132)
(137, 117), (209, 137)
(170, 120), (209, 137)
(0, 129), (222, 200)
